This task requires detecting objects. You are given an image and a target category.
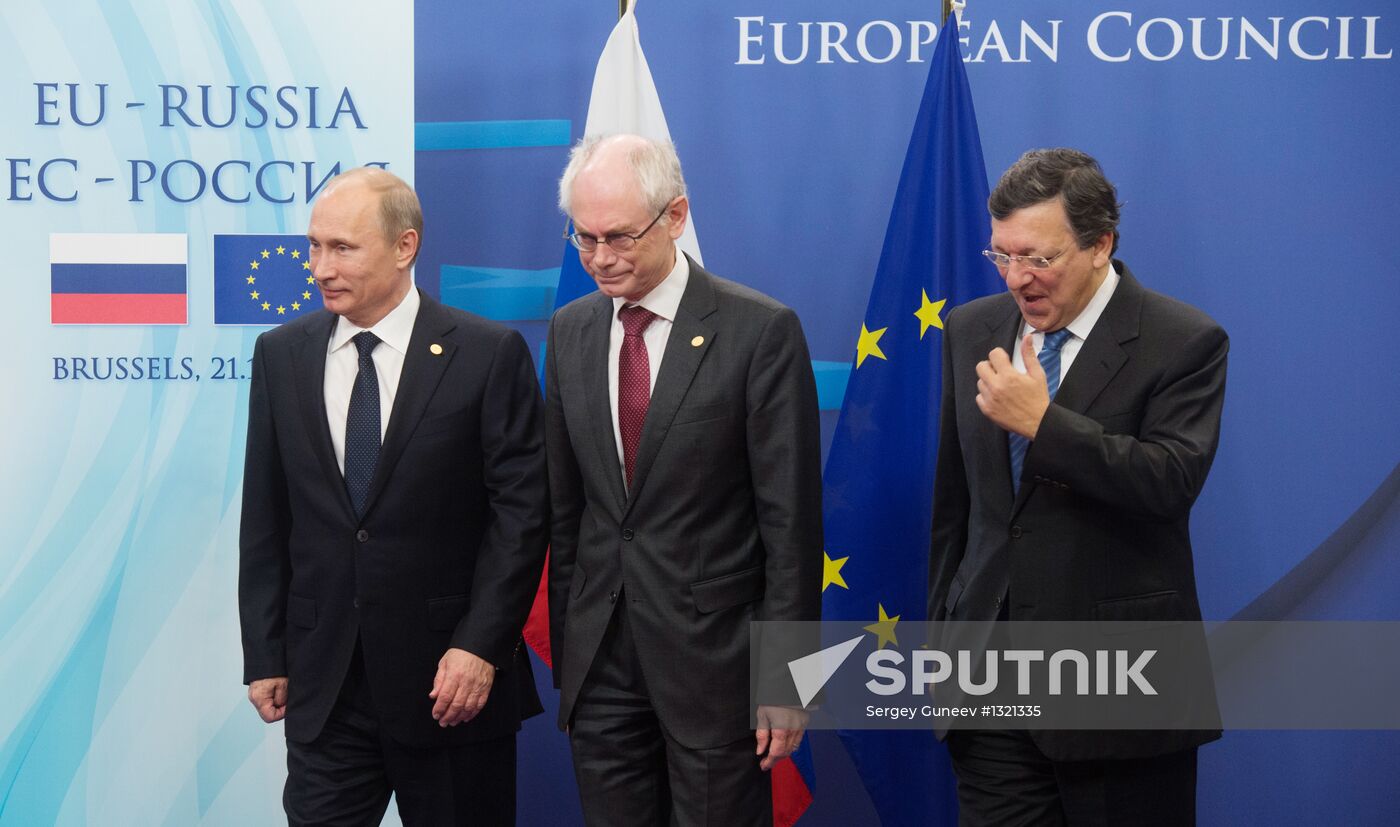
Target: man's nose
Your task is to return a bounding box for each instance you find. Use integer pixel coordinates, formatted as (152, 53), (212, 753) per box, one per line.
(1003, 261), (1035, 288)
(590, 243), (618, 267)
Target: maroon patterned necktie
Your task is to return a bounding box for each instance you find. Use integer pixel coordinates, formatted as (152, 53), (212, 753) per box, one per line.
(617, 304), (657, 487)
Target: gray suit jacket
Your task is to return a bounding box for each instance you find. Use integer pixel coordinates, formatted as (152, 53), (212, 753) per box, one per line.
(545, 257), (823, 749)
(927, 262), (1226, 761)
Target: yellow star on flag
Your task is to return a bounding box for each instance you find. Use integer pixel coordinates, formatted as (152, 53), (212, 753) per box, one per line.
(291, 249), (301, 259)
(249, 290), (260, 300)
(302, 291), (312, 300)
(291, 301), (301, 311)
(822, 552), (849, 592)
(261, 302), (271, 311)
(306, 275), (315, 284)
(303, 262), (312, 271)
(250, 261), (259, 270)
(855, 323), (888, 369)
(245, 275), (256, 285)
(915, 290), (947, 339)
(276, 305), (286, 315)
(261, 249), (271, 259)
(863, 603), (900, 649)
(276, 245), (286, 255)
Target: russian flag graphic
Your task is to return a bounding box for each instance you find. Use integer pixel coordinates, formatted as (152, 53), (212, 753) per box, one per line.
(50, 233), (188, 325)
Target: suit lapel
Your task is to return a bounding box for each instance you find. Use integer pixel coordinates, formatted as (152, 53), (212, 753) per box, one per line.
(623, 261), (717, 518)
(360, 291), (458, 520)
(1009, 264), (1141, 518)
(976, 299), (1025, 510)
(293, 312), (354, 520)
(1051, 265), (1140, 416)
(581, 295), (628, 515)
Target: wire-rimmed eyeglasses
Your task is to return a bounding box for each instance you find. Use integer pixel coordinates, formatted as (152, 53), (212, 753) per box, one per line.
(981, 248), (1068, 270)
(564, 207), (668, 253)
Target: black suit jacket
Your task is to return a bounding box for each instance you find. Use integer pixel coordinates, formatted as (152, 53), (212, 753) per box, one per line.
(239, 291), (548, 747)
(545, 259), (824, 749)
(927, 262), (1226, 761)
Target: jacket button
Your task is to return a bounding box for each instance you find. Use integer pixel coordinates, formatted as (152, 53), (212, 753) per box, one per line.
(356, 529), (369, 542)
(352, 597), (360, 609)
(609, 591), (618, 603)
(1009, 525), (1023, 539)
(622, 528), (634, 541)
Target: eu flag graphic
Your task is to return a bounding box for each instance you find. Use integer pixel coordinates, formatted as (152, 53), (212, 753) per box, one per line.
(213, 234), (322, 325)
(819, 26), (1003, 826)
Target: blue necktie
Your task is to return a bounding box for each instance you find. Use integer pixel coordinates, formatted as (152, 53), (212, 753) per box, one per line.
(1009, 328), (1073, 495)
(344, 331), (381, 517)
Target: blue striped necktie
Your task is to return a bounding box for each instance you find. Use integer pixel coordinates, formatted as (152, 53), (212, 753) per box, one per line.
(1009, 328), (1073, 495)
(344, 331), (381, 517)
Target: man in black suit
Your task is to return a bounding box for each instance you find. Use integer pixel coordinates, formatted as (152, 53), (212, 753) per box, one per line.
(545, 134), (823, 825)
(239, 167), (548, 826)
(927, 149), (1227, 825)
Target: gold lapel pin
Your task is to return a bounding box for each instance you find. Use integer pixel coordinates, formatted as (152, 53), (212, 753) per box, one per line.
(429, 343), (443, 355)
(691, 336), (704, 347)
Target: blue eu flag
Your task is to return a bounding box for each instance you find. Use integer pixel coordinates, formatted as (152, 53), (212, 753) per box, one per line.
(820, 26), (1002, 826)
(213, 234), (322, 325)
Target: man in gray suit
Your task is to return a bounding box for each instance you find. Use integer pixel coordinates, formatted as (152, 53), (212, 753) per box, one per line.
(545, 134), (823, 826)
(928, 149), (1226, 825)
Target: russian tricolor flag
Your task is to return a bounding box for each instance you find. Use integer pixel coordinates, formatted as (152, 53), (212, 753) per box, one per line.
(50, 233), (188, 325)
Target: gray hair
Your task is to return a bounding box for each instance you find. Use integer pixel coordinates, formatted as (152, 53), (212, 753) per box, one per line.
(324, 166), (424, 266)
(557, 134), (688, 217)
(989, 148), (1121, 255)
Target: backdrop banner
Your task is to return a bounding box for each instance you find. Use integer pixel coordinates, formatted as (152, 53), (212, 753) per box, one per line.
(3, 1), (1397, 825)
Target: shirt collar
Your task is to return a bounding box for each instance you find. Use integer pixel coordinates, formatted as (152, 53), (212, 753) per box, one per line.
(612, 250), (689, 323)
(1019, 261), (1120, 343)
(1065, 261), (1119, 341)
(329, 285), (420, 356)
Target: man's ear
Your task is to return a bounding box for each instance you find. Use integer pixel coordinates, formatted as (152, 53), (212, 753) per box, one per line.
(665, 196), (689, 240)
(395, 228), (420, 269)
(1090, 230), (1114, 269)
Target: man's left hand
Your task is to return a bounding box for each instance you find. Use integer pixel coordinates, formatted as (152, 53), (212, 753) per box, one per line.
(429, 647), (495, 727)
(755, 705), (810, 771)
(975, 334), (1051, 439)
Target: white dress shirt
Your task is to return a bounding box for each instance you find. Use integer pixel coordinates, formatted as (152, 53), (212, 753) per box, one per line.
(608, 252), (690, 477)
(1012, 262), (1120, 381)
(324, 286), (420, 473)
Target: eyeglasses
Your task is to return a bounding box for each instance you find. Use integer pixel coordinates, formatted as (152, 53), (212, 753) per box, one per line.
(564, 207), (668, 253)
(981, 248), (1068, 270)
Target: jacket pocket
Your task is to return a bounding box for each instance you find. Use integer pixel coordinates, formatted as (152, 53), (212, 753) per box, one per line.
(287, 594), (317, 629)
(672, 402), (729, 426)
(690, 565), (765, 614)
(413, 409), (464, 441)
(1094, 590), (1184, 635)
(427, 594), (469, 631)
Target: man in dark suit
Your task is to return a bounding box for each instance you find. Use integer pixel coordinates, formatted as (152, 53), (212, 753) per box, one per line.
(239, 167), (548, 826)
(927, 148), (1227, 825)
(545, 134), (823, 825)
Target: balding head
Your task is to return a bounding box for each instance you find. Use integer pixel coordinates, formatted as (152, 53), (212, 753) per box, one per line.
(556, 134), (690, 302)
(308, 166), (421, 328)
(558, 134), (687, 218)
(321, 167), (424, 268)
